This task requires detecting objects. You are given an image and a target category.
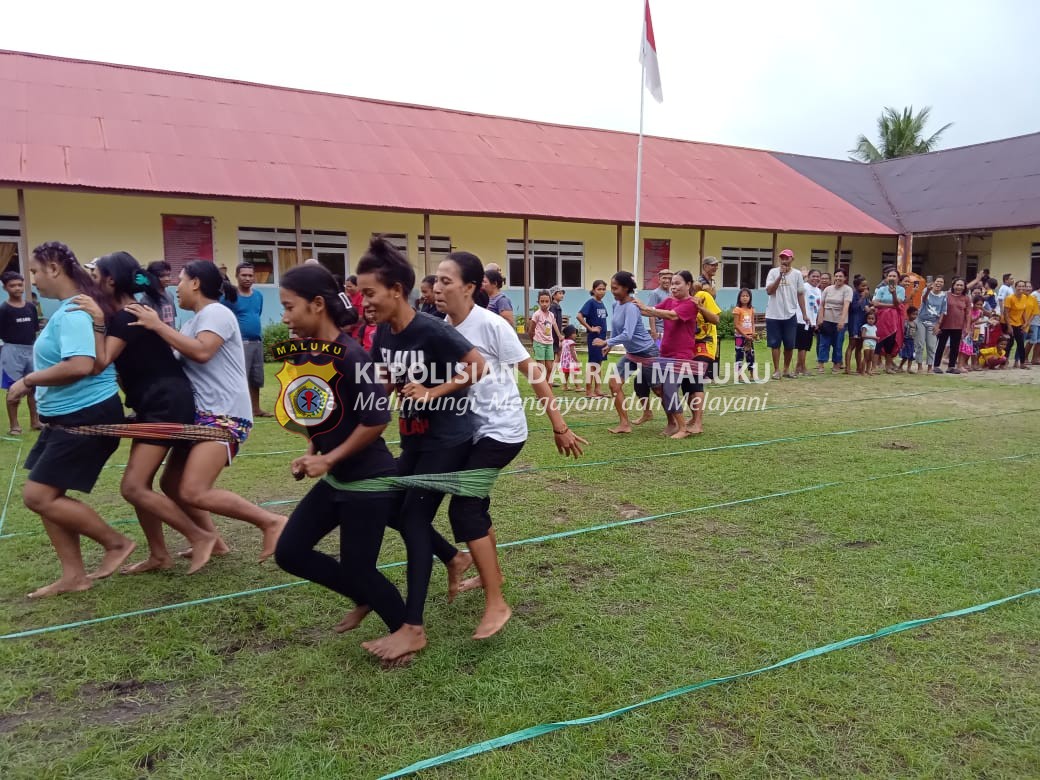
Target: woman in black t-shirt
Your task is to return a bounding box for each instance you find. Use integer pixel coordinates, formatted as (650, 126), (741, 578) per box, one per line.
(272, 265), (408, 643)
(73, 252), (219, 575)
(356, 237), (486, 664)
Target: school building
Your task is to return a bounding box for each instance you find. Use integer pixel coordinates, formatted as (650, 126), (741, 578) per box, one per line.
(1, 50), (1038, 324)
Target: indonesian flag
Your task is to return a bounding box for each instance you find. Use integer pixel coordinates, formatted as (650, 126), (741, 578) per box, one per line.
(640, 0), (663, 103)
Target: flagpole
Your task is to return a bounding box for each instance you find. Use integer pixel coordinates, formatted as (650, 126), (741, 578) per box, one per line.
(633, 59), (646, 286)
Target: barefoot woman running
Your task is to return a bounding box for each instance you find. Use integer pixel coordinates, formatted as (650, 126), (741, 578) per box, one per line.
(8, 242), (136, 597)
(591, 271), (658, 434)
(272, 265), (408, 642)
(125, 261), (285, 560)
(72, 251), (218, 574)
(355, 238), (486, 662)
(434, 251), (587, 638)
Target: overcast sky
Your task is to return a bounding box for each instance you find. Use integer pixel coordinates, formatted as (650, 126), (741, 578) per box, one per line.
(4, 0), (1038, 159)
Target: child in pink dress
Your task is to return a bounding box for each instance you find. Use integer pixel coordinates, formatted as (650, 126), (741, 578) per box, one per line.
(559, 325), (582, 391)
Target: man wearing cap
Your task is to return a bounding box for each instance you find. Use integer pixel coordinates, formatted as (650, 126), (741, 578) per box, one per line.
(764, 249), (808, 379)
(646, 268), (673, 342)
(698, 257), (719, 295)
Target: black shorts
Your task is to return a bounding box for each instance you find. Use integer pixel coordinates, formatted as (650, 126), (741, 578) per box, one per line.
(25, 394), (123, 493)
(447, 437), (525, 543)
(132, 380), (197, 448)
(877, 333), (898, 356)
(681, 357), (712, 395)
(795, 325), (816, 351)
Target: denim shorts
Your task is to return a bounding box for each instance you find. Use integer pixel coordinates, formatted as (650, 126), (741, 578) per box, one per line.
(766, 316), (798, 350)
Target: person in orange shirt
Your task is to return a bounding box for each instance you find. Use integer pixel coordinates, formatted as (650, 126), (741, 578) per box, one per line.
(1001, 280), (1040, 369)
(731, 287), (756, 381)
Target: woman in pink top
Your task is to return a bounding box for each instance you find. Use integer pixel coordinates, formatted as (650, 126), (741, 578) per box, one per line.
(635, 270), (699, 439)
(933, 277), (972, 374)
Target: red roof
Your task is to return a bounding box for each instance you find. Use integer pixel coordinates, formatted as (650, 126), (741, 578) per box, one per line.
(0, 50), (895, 235)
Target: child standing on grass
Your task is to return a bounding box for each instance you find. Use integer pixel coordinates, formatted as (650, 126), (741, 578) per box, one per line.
(577, 280), (609, 398)
(528, 290), (562, 385)
(0, 271), (41, 434)
(845, 277), (870, 374)
(860, 310), (878, 375)
(898, 306), (918, 372)
(732, 287), (756, 380)
(559, 325), (582, 391)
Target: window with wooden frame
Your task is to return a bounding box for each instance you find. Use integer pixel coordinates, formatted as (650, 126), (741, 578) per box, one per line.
(505, 239), (584, 289)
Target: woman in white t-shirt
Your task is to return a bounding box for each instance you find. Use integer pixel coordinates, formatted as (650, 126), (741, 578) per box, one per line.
(435, 251), (587, 639)
(126, 261), (286, 562)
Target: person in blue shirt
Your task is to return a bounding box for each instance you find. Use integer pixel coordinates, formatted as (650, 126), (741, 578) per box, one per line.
(577, 279), (610, 398)
(222, 263), (271, 416)
(590, 271), (658, 434)
(7, 241), (136, 599)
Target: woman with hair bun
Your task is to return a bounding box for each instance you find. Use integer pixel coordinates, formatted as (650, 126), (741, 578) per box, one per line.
(591, 270), (658, 434)
(354, 237), (487, 663)
(7, 242), (136, 597)
(272, 264), (410, 651)
(72, 251), (218, 575)
(125, 261), (286, 562)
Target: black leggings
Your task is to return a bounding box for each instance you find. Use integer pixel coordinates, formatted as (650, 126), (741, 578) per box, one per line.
(392, 442), (472, 626)
(274, 481), (405, 631)
(1010, 325), (1028, 364)
(933, 329), (962, 370)
(447, 438), (525, 543)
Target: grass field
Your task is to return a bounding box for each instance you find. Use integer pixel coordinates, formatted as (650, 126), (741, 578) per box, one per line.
(0, 352), (1038, 779)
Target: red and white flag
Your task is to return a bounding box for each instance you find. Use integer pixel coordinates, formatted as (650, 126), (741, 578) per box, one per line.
(639, 0), (663, 103)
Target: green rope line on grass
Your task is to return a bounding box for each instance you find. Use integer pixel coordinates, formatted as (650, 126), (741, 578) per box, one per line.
(0, 443), (23, 536)
(1, 452), (1033, 641)
(0, 409), (1035, 541)
(378, 587), (1040, 779)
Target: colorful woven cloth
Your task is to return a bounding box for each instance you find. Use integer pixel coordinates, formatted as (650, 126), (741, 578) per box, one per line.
(193, 411), (253, 444)
(56, 421), (237, 444)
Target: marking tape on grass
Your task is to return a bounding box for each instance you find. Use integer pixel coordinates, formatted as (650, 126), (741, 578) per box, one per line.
(0, 409), (1036, 542)
(1, 452), (1033, 641)
(0, 443), (23, 536)
(379, 587), (1040, 778)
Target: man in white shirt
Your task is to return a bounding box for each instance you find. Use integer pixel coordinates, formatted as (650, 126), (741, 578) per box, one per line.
(764, 249), (808, 379)
(996, 273), (1015, 314)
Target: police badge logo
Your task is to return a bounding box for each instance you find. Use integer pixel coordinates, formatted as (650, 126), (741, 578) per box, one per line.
(272, 339), (345, 436)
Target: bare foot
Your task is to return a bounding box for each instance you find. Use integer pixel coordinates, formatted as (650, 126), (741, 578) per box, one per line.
(362, 624), (427, 661)
(28, 576), (93, 599)
(608, 425), (632, 434)
(660, 424), (678, 437)
(685, 423), (703, 435)
(631, 413), (653, 426)
(187, 532), (219, 574)
(447, 551), (474, 603)
(334, 605), (372, 633)
(670, 430), (690, 440)
(473, 603), (512, 640)
(178, 538), (230, 558)
(120, 555), (174, 575)
(259, 516), (288, 562)
(458, 573), (506, 594)
(88, 539), (137, 579)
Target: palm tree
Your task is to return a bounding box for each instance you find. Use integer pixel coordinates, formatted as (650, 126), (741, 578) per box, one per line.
(850, 106), (952, 162)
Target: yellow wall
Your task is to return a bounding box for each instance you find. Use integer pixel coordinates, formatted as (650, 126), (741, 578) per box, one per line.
(23, 189), (294, 267)
(991, 228), (1040, 283)
(0, 187), (17, 213)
